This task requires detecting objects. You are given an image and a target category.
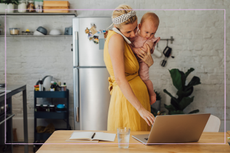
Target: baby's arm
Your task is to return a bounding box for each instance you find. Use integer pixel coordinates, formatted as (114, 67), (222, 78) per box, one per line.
(144, 37), (161, 54)
(131, 46), (141, 55)
(144, 41), (154, 54)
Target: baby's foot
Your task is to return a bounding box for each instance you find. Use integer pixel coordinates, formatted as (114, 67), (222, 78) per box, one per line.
(150, 94), (156, 105)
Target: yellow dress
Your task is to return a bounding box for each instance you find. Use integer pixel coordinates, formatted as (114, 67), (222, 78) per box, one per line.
(104, 30), (151, 132)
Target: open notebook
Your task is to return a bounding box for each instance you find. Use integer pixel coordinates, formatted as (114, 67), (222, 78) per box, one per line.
(68, 132), (116, 142)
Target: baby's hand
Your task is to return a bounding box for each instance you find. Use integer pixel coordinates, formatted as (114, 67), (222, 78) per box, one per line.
(142, 43), (148, 52)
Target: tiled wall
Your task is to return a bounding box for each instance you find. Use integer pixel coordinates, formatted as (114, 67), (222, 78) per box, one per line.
(0, 0), (229, 142)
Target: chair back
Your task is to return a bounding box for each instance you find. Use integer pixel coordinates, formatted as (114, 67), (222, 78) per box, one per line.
(203, 115), (221, 132)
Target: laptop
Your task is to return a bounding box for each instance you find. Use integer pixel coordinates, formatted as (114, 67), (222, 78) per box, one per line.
(132, 113), (210, 145)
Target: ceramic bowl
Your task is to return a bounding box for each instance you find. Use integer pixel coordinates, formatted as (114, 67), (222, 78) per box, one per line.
(36, 26), (47, 35)
(34, 30), (44, 36)
(49, 29), (61, 35)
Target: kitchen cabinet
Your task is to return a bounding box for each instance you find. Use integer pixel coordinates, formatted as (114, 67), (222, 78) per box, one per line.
(33, 90), (70, 152)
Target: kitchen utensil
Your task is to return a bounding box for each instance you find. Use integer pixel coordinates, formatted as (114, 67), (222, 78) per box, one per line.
(161, 46), (172, 67)
(43, 1), (70, 13)
(56, 104), (66, 112)
(0, 83), (5, 88)
(22, 31), (34, 35)
(27, 0), (35, 12)
(50, 29), (61, 35)
(64, 26), (72, 35)
(153, 48), (162, 58)
(36, 26), (47, 35)
(18, 0), (27, 13)
(9, 28), (20, 35)
(36, 75), (53, 91)
(34, 30), (44, 36)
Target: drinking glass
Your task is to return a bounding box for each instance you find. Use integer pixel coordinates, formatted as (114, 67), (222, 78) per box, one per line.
(117, 127), (130, 149)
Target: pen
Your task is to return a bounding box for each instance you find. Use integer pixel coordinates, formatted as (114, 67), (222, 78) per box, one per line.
(91, 133), (96, 139)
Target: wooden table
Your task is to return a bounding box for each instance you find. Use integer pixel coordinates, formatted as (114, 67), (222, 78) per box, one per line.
(36, 130), (230, 153)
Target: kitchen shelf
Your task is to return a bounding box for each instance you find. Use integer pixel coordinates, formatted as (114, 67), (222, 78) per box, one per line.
(34, 89), (70, 153)
(35, 90), (69, 98)
(0, 12), (77, 16)
(35, 111), (67, 119)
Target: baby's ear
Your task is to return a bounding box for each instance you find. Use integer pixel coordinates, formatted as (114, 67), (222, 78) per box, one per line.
(138, 23), (141, 29)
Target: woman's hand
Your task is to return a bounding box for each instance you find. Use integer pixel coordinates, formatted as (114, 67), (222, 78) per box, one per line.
(137, 44), (154, 67)
(137, 107), (155, 126)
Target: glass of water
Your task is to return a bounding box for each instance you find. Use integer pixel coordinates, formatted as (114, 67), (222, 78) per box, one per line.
(117, 127), (130, 149)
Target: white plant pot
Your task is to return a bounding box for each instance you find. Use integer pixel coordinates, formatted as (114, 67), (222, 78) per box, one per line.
(0, 3), (7, 13)
(7, 4), (14, 13)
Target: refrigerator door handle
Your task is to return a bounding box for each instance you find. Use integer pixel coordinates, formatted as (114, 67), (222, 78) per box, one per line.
(73, 31), (79, 67)
(76, 106), (79, 122)
(75, 31), (79, 66)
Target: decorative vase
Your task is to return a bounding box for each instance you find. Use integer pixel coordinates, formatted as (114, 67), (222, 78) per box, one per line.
(7, 4), (14, 13)
(0, 3), (7, 13)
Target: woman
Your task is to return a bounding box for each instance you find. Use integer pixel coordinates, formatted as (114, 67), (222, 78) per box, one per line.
(104, 4), (155, 131)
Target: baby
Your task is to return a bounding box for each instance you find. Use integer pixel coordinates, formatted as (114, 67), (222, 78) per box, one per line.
(130, 12), (160, 105)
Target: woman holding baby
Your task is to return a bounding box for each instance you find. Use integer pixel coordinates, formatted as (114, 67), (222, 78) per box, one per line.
(104, 4), (160, 131)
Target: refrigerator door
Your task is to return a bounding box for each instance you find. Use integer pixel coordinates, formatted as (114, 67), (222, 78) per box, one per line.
(73, 17), (111, 67)
(78, 68), (110, 130)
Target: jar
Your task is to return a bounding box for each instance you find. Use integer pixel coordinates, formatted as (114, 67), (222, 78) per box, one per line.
(49, 105), (55, 112)
(9, 28), (20, 35)
(50, 81), (55, 91)
(61, 82), (67, 91)
(35, 104), (41, 112)
(18, 0), (27, 13)
(27, 0), (35, 12)
(35, 0), (43, 13)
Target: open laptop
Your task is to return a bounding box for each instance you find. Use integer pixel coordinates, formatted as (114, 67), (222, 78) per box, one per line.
(132, 113), (210, 145)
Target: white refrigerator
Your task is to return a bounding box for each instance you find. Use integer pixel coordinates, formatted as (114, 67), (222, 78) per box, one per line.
(73, 17), (111, 130)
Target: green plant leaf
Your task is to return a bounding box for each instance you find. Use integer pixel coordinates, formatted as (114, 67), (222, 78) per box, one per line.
(177, 87), (193, 98)
(187, 76), (201, 89)
(164, 104), (176, 113)
(179, 96), (194, 110)
(188, 109), (199, 114)
(171, 98), (181, 110)
(169, 69), (183, 91)
(185, 68), (194, 79)
(169, 110), (184, 115)
(163, 89), (178, 102)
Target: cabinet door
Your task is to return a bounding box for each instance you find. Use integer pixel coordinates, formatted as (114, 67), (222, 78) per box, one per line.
(79, 68), (110, 130)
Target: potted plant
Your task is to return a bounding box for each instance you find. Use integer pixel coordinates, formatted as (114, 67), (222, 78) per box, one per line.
(1, 0), (19, 13)
(151, 90), (164, 116)
(151, 90), (161, 110)
(163, 68), (201, 115)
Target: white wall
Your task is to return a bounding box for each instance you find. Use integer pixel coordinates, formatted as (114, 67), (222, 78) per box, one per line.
(0, 0), (229, 142)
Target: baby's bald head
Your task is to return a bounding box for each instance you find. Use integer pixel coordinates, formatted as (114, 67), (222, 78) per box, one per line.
(140, 12), (159, 27)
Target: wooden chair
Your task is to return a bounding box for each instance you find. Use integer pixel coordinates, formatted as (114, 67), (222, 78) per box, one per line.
(203, 115), (221, 132)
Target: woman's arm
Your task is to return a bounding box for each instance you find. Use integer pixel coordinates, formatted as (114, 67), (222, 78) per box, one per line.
(108, 34), (155, 126)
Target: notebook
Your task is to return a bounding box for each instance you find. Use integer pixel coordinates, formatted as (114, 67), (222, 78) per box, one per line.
(68, 131), (116, 142)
